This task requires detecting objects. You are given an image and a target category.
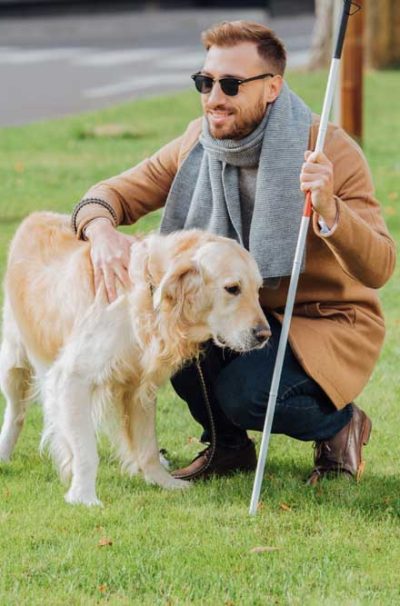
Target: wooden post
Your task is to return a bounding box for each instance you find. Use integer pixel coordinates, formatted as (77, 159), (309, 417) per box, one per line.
(340, 0), (364, 144)
(367, 0), (400, 69)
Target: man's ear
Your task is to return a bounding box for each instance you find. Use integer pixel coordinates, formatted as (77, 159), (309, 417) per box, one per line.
(264, 74), (283, 104)
(153, 260), (202, 311)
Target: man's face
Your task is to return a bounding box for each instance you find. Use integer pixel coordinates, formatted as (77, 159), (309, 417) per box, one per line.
(199, 42), (282, 140)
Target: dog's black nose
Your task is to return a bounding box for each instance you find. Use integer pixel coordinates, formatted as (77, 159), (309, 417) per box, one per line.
(252, 324), (271, 344)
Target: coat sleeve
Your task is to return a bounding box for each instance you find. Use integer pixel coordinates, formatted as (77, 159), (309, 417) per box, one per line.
(73, 134), (183, 238)
(312, 127), (396, 288)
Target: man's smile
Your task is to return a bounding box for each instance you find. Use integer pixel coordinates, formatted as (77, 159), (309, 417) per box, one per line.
(207, 109), (235, 126)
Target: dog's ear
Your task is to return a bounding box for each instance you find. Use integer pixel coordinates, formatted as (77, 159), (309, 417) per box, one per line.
(153, 260), (202, 311)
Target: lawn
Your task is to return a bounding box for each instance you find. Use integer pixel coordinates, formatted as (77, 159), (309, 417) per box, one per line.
(0, 70), (399, 605)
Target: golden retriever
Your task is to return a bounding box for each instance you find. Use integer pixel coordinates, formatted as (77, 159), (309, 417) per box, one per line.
(0, 212), (270, 505)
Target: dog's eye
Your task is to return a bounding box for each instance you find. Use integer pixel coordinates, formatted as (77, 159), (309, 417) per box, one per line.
(224, 284), (241, 296)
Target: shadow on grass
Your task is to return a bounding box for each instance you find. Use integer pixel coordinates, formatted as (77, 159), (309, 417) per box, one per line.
(0, 215), (26, 224)
(91, 455), (400, 522)
(2, 434), (399, 522)
(75, 124), (151, 140)
(164, 460), (400, 519)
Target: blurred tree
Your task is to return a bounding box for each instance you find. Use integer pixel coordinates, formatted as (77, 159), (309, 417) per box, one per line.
(309, 0), (400, 69)
(308, 0), (334, 69)
(341, 0), (364, 143)
(366, 0), (400, 68)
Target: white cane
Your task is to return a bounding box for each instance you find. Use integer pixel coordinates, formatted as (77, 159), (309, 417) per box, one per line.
(249, 0), (361, 516)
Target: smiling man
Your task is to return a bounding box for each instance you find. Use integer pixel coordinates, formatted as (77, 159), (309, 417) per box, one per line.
(194, 44), (278, 139)
(72, 21), (395, 484)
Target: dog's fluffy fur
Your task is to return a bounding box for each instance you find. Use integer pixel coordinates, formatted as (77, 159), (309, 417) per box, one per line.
(0, 212), (269, 505)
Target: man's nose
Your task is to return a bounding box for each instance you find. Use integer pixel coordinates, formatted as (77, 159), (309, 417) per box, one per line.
(207, 81), (226, 105)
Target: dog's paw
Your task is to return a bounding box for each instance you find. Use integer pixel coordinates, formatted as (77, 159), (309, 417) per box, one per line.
(144, 472), (190, 490)
(164, 477), (191, 490)
(64, 489), (103, 507)
(0, 442), (12, 462)
(143, 462), (191, 490)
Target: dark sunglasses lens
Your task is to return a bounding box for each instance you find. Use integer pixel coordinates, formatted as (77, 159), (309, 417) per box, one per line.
(220, 78), (239, 96)
(193, 75), (213, 94)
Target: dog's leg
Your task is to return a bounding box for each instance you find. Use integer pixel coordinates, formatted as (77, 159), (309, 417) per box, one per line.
(41, 299), (133, 506)
(114, 391), (140, 478)
(131, 396), (189, 490)
(40, 377), (73, 485)
(0, 309), (33, 462)
(0, 364), (32, 462)
(44, 365), (101, 506)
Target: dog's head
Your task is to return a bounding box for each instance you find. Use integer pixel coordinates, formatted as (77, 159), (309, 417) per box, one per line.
(139, 231), (270, 353)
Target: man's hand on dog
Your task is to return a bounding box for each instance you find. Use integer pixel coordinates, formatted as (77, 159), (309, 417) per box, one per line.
(300, 150), (337, 227)
(84, 218), (133, 302)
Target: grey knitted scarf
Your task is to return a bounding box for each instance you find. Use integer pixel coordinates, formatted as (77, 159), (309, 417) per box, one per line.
(160, 82), (312, 280)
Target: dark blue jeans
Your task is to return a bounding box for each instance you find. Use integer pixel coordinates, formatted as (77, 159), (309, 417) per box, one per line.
(171, 314), (353, 448)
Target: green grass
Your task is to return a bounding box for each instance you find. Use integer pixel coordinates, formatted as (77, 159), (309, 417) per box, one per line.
(1, 70), (400, 605)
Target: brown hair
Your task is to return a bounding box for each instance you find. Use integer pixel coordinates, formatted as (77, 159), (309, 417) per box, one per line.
(201, 20), (287, 75)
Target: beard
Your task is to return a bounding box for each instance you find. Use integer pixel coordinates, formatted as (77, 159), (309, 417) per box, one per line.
(207, 99), (267, 140)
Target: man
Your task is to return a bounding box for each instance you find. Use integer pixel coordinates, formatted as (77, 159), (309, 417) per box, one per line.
(72, 21), (395, 484)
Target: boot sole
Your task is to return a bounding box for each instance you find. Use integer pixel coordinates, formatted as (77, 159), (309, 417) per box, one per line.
(356, 414), (372, 481)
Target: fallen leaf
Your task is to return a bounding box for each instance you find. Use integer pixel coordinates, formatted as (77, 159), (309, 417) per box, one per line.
(384, 206), (397, 216)
(388, 192), (398, 201)
(279, 503), (292, 512)
(98, 584), (108, 593)
(14, 162), (24, 173)
(98, 537), (113, 547)
(256, 501), (265, 511)
(250, 546), (281, 554)
(356, 460), (366, 482)
(187, 436), (201, 444)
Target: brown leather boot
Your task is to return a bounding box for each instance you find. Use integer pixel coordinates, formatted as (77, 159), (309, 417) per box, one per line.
(307, 404), (372, 486)
(172, 440), (257, 481)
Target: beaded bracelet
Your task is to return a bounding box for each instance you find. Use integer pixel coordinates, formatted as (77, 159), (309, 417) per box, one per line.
(71, 197), (118, 234)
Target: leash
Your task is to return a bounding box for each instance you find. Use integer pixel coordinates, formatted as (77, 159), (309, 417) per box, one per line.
(173, 358), (217, 481)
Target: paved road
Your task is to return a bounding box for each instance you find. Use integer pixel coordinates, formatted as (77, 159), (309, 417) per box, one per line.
(0, 8), (315, 126)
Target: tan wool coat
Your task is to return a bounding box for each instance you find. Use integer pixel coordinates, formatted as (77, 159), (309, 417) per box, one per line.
(74, 115), (396, 409)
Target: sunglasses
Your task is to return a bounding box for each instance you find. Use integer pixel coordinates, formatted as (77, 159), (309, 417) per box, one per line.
(191, 72), (275, 97)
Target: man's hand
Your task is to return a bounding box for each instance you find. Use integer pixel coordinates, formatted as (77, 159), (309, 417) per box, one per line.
(84, 217), (134, 302)
(300, 150), (337, 227)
